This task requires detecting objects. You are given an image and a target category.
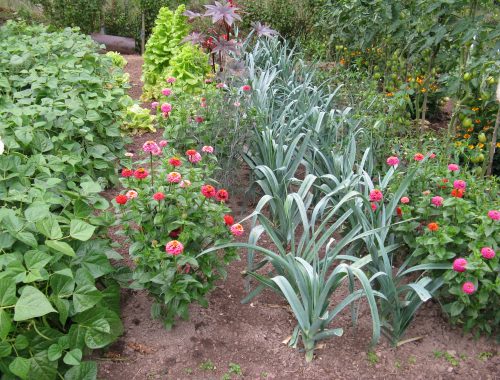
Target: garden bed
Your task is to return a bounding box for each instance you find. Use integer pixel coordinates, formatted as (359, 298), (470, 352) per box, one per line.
(97, 56), (499, 380)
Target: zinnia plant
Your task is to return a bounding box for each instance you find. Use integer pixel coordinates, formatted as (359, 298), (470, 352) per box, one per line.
(114, 140), (238, 329)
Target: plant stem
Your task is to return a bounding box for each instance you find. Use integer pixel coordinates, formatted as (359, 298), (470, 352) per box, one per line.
(150, 152), (154, 187)
(486, 106), (500, 176)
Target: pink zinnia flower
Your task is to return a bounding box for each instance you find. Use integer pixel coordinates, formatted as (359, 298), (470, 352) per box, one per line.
(216, 83), (225, 88)
(159, 140), (168, 147)
(121, 168), (133, 177)
(125, 190), (138, 199)
(205, 78), (213, 84)
(202, 146), (214, 153)
(414, 153), (424, 161)
(201, 102), (207, 108)
(161, 103), (172, 113)
(452, 258), (467, 272)
(161, 88), (172, 96)
(134, 168), (149, 179)
(230, 223), (244, 236)
(462, 282), (475, 295)
(167, 172), (182, 183)
(201, 184), (216, 198)
(233, 101), (240, 107)
(422, 190), (431, 196)
(242, 85), (251, 91)
(143, 140), (159, 153)
(487, 210), (500, 221)
(453, 180), (466, 190)
(480, 247), (495, 260)
(371, 202), (377, 211)
(194, 116), (204, 123)
(448, 163), (459, 172)
(165, 240), (183, 255)
(400, 196), (410, 204)
(153, 192), (165, 201)
(166, 77), (176, 83)
(386, 156), (399, 166)
(429, 153), (436, 159)
(431, 196), (444, 207)
(151, 101), (159, 110)
(179, 180), (191, 188)
(369, 189), (383, 202)
(188, 152), (202, 163)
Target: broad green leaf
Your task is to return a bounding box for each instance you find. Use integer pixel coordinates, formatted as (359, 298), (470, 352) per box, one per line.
(14, 286), (57, 321)
(70, 220), (96, 241)
(24, 202), (51, 222)
(0, 309), (12, 340)
(63, 361), (98, 380)
(63, 348), (83, 366)
(47, 343), (63, 361)
(0, 278), (17, 306)
(36, 216), (63, 240)
(0, 341), (12, 358)
(9, 356), (30, 379)
(73, 285), (102, 313)
(46, 240), (76, 257)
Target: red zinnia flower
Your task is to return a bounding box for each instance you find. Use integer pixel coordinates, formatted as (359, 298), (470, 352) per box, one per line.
(224, 215), (234, 226)
(115, 194), (128, 205)
(186, 149), (197, 156)
(427, 222), (439, 232)
(153, 192), (165, 201)
(215, 189), (229, 202)
(134, 167), (149, 179)
(396, 207), (402, 216)
(169, 157), (182, 167)
(169, 228), (182, 239)
(121, 168), (133, 177)
(451, 189), (464, 198)
(201, 185), (216, 198)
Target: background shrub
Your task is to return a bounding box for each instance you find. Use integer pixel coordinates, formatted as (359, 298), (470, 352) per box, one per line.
(38, 0), (104, 33)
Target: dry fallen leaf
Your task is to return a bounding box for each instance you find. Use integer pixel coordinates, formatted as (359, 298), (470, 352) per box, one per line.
(282, 335), (292, 345)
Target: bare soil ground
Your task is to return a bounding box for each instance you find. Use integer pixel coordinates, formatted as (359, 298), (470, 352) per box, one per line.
(97, 55), (499, 380)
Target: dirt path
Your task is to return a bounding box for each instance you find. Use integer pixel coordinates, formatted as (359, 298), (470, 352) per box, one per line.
(97, 55), (499, 380)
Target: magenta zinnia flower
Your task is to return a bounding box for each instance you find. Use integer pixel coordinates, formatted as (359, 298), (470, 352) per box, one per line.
(480, 247), (495, 260)
(453, 180), (466, 190)
(448, 163), (459, 172)
(162, 88), (172, 96)
(242, 85), (251, 91)
(161, 103), (172, 113)
(488, 210), (500, 221)
(386, 156), (399, 166)
(431, 196), (443, 207)
(369, 189), (383, 202)
(452, 258), (467, 272)
(462, 282), (475, 295)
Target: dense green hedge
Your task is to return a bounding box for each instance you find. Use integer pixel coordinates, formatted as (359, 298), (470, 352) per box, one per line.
(0, 21), (130, 380)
